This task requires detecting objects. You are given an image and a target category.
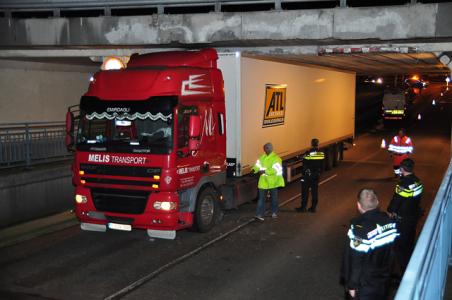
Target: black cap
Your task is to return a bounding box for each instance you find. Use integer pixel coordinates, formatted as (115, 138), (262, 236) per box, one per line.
(400, 158), (414, 173)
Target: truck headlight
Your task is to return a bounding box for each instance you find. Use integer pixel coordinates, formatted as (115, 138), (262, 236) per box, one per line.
(153, 201), (177, 211)
(75, 194), (88, 204)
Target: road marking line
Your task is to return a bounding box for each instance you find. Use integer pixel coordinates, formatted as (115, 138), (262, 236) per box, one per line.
(104, 218), (255, 300)
(319, 174), (339, 186)
(105, 173), (338, 300)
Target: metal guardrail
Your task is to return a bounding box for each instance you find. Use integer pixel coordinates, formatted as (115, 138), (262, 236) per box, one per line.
(0, 121), (72, 169)
(0, 0), (426, 16)
(395, 157), (452, 300)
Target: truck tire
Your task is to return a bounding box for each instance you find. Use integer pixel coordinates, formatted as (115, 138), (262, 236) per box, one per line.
(194, 186), (220, 233)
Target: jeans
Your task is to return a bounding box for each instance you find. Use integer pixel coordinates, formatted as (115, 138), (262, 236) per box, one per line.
(256, 188), (279, 217)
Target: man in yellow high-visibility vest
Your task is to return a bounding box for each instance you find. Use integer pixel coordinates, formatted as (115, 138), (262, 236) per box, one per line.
(252, 143), (285, 221)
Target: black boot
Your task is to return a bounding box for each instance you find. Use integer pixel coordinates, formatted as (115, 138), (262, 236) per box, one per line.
(308, 207), (316, 213)
(295, 207), (307, 213)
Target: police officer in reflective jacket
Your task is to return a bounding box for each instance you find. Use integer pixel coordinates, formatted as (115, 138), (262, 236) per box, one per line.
(295, 138), (325, 213)
(341, 189), (399, 300)
(387, 158), (423, 273)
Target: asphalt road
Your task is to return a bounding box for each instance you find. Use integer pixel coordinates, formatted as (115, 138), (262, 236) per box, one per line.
(0, 84), (450, 300)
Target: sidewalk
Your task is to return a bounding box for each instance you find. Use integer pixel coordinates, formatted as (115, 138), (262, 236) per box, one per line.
(0, 210), (78, 248)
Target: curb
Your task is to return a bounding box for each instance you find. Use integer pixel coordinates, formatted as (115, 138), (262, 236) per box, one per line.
(0, 211), (78, 249)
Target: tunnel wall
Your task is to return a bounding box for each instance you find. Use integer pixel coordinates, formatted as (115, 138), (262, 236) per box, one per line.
(0, 60), (97, 123)
(0, 162), (73, 228)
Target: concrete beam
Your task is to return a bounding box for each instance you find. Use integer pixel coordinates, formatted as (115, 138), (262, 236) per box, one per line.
(1, 4), (452, 48)
(3, 42), (452, 59)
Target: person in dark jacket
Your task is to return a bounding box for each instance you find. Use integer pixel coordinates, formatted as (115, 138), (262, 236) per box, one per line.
(387, 158), (423, 273)
(341, 188), (399, 300)
(295, 138), (325, 213)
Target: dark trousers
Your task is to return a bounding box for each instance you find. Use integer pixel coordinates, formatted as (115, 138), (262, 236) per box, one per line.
(352, 285), (388, 300)
(395, 219), (418, 273)
(301, 176), (319, 209)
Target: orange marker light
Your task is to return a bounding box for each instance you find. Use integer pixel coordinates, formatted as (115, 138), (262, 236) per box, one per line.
(102, 57), (126, 70)
(152, 184), (159, 189)
(79, 170), (85, 175)
(81, 180), (86, 184)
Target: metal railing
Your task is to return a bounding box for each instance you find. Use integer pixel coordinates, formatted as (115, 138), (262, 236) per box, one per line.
(0, 0), (430, 17)
(0, 121), (72, 169)
(395, 157), (452, 300)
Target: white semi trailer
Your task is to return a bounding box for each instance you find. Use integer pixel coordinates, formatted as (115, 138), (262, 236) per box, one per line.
(219, 53), (355, 175)
(218, 53), (355, 207)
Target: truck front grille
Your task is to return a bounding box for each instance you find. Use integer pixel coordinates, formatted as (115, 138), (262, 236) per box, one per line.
(80, 164), (160, 177)
(91, 188), (150, 214)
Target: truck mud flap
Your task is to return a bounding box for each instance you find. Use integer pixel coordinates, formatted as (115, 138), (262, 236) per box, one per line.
(147, 229), (176, 240)
(221, 177), (258, 210)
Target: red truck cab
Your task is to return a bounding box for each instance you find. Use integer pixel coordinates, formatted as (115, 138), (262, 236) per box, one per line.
(66, 49), (226, 239)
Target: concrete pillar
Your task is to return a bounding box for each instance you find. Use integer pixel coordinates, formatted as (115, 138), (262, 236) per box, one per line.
(214, 2), (221, 12)
(104, 7), (111, 17)
(53, 9), (60, 18)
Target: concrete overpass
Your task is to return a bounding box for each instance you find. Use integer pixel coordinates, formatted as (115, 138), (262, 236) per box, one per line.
(1, 2), (452, 75)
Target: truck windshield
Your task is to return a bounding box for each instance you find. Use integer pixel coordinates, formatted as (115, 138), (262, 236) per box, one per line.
(77, 96), (177, 154)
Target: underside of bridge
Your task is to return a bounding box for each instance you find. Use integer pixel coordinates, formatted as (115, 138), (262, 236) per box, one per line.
(1, 2), (452, 76)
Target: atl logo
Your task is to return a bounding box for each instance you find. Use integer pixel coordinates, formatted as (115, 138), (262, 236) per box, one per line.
(266, 91), (285, 117)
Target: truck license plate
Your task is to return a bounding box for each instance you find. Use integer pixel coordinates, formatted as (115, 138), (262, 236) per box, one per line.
(108, 223), (132, 231)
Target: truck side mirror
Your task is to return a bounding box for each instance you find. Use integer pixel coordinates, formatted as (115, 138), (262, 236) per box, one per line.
(188, 115), (201, 152)
(65, 110), (75, 151)
(188, 115), (201, 138)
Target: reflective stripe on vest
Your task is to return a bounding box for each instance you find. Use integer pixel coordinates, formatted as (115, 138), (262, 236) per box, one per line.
(389, 135), (413, 154)
(272, 162), (283, 176)
(348, 223), (399, 253)
(255, 159), (266, 171)
(388, 144), (413, 154)
(305, 151), (325, 160)
(395, 182), (423, 198)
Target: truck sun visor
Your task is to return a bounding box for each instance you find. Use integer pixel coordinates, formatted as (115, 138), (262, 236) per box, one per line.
(80, 96), (176, 121)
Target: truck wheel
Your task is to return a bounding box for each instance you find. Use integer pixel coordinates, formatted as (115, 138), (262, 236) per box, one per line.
(194, 187), (220, 233)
